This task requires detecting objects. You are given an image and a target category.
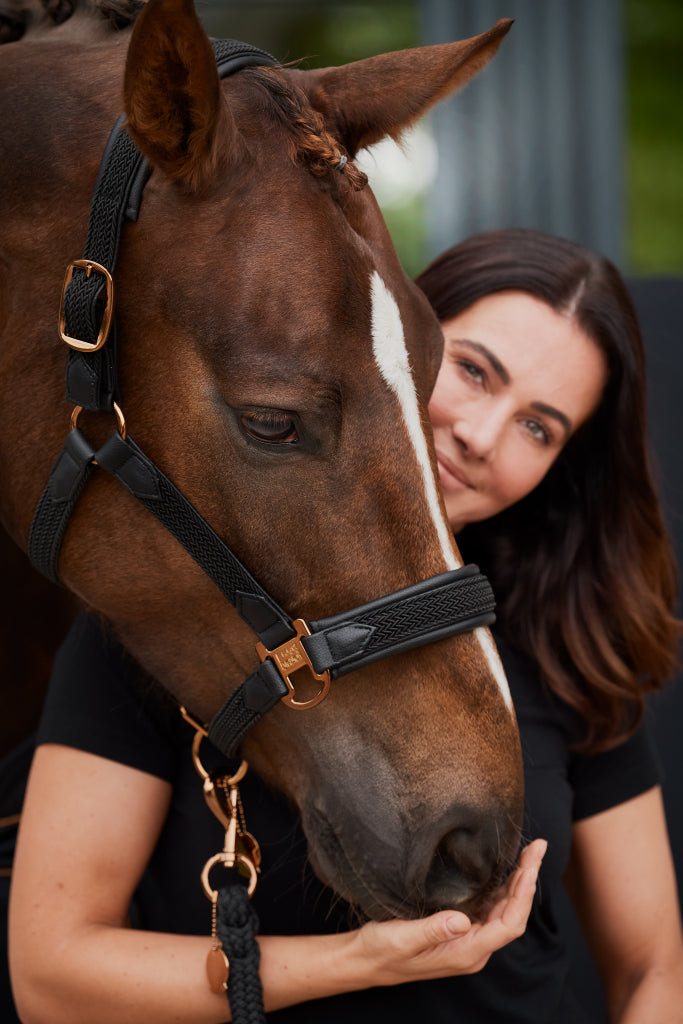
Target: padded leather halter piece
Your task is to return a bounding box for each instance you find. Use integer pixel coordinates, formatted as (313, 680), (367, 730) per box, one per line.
(28, 40), (497, 758)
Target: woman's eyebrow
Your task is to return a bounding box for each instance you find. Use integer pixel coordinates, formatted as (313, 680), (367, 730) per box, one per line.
(456, 339), (510, 385)
(531, 402), (572, 438)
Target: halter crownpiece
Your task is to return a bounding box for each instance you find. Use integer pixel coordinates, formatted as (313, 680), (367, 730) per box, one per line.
(28, 40), (497, 759)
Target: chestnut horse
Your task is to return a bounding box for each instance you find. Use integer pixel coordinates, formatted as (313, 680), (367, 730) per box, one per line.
(0, 0), (522, 920)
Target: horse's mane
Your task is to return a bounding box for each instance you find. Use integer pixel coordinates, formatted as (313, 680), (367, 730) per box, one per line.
(0, 0), (142, 42)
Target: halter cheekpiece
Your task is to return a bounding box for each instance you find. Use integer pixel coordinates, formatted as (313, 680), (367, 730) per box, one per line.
(28, 39), (497, 760)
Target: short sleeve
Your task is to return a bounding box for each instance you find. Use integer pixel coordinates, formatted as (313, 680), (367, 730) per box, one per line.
(569, 719), (661, 821)
(36, 612), (182, 782)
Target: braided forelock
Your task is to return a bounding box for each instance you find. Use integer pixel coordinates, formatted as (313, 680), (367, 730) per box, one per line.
(244, 65), (367, 191)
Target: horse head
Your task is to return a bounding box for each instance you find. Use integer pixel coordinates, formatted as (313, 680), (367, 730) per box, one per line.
(0, 0), (522, 919)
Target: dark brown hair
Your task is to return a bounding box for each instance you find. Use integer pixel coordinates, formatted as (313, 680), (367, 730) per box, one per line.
(416, 228), (681, 751)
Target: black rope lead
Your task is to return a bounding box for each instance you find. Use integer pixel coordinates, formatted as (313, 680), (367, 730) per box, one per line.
(216, 885), (266, 1024)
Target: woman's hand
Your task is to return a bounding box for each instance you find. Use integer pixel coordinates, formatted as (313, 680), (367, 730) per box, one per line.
(353, 838), (547, 985)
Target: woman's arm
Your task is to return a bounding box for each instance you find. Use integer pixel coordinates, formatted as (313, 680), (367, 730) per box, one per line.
(8, 743), (231, 1024)
(9, 743), (545, 1023)
(566, 786), (683, 1023)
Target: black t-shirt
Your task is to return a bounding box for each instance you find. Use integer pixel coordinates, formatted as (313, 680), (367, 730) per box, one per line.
(37, 613), (660, 1023)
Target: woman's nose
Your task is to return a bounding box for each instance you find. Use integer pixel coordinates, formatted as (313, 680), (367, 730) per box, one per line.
(453, 405), (503, 460)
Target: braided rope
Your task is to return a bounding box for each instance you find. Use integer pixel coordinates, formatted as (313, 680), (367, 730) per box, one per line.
(216, 885), (266, 1024)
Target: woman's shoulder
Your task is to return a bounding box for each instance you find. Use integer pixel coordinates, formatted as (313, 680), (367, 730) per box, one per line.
(36, 611), (185, 781)
(568, 720), (661, 821)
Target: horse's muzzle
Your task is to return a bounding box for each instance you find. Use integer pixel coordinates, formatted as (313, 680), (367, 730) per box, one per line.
(302, 797), (521, 922)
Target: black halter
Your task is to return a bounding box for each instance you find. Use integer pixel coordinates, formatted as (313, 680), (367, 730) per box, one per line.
(28, 41), (496, 759)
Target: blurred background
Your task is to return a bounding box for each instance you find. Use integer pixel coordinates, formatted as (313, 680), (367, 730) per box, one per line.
(197, 3), (682, 1020)
(197, 0), (682, 279)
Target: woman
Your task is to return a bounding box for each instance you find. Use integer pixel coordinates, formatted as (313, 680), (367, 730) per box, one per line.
(9, 229), (683, 1023)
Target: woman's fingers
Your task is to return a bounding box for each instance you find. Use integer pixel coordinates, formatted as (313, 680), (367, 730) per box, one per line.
(438, 838), (547, 970)
(478, 838), (548, 942)
(420, 910), (472, 945)
(358, 908), (470, 965)
(506, 838), (547, 911)
(484, 838), (547, 924)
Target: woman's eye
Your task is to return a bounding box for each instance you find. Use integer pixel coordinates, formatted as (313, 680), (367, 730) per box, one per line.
(522, 419), (550, 444)
(458, 360), (484, 384)
(240, 412), (299, 444)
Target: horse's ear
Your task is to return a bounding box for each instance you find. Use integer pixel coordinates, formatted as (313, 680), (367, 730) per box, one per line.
(123, 0), (240, 191)
(306, 19), (513, 158)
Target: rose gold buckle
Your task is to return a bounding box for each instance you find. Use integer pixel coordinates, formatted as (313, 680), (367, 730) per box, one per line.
(59, 260), (114, 352)
(255, 618), (331, 710)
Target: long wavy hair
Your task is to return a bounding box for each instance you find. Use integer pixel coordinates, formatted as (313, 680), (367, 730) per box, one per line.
(416, 228), (681, 752)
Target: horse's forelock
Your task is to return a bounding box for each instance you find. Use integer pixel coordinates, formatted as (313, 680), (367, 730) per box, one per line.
(243, 65), (368, 192)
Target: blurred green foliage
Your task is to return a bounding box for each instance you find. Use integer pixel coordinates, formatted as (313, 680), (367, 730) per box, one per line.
(626, 0), (683, 274)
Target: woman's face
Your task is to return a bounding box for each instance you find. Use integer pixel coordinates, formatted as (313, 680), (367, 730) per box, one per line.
(428, 290), (607, 533)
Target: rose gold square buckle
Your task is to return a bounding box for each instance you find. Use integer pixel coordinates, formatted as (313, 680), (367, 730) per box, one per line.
(255, 619), (331, 709)
(59, 260), (114, 352)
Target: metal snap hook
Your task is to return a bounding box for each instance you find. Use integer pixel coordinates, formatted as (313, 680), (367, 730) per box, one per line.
(201, 851), (258, 900)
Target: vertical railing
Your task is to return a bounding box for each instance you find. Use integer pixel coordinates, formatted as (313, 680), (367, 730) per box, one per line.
(419, 0), (626, 268)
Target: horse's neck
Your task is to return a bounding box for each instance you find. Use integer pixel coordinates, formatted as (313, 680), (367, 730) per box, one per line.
(1, 23), (126, 222)
(0, 17), (128, 522)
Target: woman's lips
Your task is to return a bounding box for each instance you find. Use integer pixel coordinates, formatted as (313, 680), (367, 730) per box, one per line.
(436, 452), (474, 490)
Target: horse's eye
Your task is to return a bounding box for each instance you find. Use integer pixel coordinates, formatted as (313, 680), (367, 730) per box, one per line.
(240, 412), (299, 444)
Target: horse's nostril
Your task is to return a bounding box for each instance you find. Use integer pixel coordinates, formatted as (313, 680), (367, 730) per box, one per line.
(433, 827), (495, 885)
(421, 813), (517, 914)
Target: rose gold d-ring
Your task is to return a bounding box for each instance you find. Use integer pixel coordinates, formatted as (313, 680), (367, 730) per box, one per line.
(70, 401), (127, 439)
(201, 852), (258, 900)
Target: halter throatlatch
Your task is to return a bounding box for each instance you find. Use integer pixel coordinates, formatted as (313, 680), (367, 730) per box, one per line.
(28, 40), (496, 759)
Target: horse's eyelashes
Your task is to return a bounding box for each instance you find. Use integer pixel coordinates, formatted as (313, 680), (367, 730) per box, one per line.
(239, 411), (299, 445)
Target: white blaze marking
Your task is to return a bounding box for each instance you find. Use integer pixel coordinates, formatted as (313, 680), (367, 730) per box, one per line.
(370, 271), (457, 571)
(475, 627), (514, 712)
(370, 271), (513, 712)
